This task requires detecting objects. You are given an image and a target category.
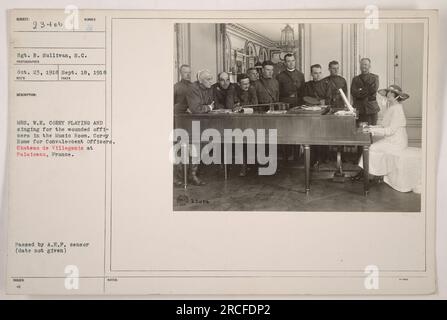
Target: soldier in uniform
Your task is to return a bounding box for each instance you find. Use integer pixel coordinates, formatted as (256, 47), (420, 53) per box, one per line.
(253, 61), (281, 168)
(211, 71), (236, 110)
(247, 67), (259, 86)
(321, 61), (353, 166)
(351, 58), (380, 165)
(351, 58), (380, 125)
(174, 64), (192, 114)
(276, 53), (305, 107)
(234, 74), (258, 107)
(233, 74), (258, 177)
(173, 64), (193, 187)
(320, 60), (348, 109)
(254, 60), (279, 104)
(175, 70), (216, 186)
(303, 64), (325, 100)
(303, 64), (329, 167)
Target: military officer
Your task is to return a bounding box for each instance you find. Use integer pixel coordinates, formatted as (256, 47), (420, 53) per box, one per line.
(173, 64), (192, 114)
(303, 64), (326, 100)
(186, 70), (215, 114)
(320, 60), (348, 109)
(211, 71), (236, 110)
(177, 70), (216, 187)
(254, 60), (279, 104)
(173, 65), (193, 187)
(303, 64), (329, 167)
(233, 74), (258, 177)
(234, 74), (258, 106)
(247, 67), (259, 85)
(351, 58), (380, 125)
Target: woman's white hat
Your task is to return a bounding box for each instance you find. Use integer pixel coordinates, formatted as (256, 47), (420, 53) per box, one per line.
(378, 84), (410, 101)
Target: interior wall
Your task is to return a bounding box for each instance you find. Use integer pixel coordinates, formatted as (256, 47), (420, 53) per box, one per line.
(306, 24), (344, 80)
(189, 24), (218, 82)
(400, 23), (424, 147)
(362, 23), (424, 147)
(362, 23), (390, 122)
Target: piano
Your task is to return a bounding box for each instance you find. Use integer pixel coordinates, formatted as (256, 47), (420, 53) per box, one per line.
(174, 111), (372, 195)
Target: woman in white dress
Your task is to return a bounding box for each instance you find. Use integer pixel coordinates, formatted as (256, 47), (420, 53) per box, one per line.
(353, 84), (409, 189)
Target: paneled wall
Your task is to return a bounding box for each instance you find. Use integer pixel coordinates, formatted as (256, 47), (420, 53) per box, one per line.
(175, 23), (219, 83)
(189, 24), (219, 82)
(399, 24), (424, 147)
(363, 23), (424, 147)
(305, 24), (344, 79)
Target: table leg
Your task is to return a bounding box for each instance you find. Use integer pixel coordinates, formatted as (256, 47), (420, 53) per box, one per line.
(224, 143), (228, 180)
(304, 144), (310, 194)
(336, 147), (343, 175)
(363, 146), (369, 196)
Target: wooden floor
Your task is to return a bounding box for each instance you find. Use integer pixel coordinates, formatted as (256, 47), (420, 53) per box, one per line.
(173, 160), (421, 212)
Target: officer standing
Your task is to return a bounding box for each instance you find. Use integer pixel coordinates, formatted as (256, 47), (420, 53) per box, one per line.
(320, 60), (348, 109)
(276, 53), (305, 107)
(351, 58), (380, 125)
(254, 60), (280, 104)
(174, 64), (192, 114)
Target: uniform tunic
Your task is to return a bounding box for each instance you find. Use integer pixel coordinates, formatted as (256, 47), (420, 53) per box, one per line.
(173, 79), (191, 113)
(254, 77), (280, 104)
(212, 83), (236, 109)
(320, 75), (348, 108)
(276, 69), (306, 107)
(186, 81), (214, 114)
(235, 85), (258, 106)
(303, 80), (327, 100)
(359, 103), (410, 191)
(351, 72), (380, 115)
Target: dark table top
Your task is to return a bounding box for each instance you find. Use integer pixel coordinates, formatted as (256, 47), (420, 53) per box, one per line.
(174, 113), (371, 146)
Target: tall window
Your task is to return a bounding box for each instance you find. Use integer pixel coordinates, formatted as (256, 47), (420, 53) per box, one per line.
(259, 47), (268, 63)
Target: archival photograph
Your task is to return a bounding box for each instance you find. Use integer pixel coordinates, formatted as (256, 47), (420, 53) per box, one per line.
(5, 8), (438, 296)
(172, 22), (424, 212)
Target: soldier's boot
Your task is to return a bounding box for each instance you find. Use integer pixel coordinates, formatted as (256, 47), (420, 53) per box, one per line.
(189, 164), (206, 186)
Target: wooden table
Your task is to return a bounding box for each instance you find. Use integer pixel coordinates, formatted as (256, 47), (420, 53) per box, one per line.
(174, 113), (372, 195)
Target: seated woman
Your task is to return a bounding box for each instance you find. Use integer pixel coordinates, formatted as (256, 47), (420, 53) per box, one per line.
(353, 85), (410, 190)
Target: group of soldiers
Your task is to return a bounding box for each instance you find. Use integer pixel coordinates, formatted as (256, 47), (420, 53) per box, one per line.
(174, 54), (380, 186)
